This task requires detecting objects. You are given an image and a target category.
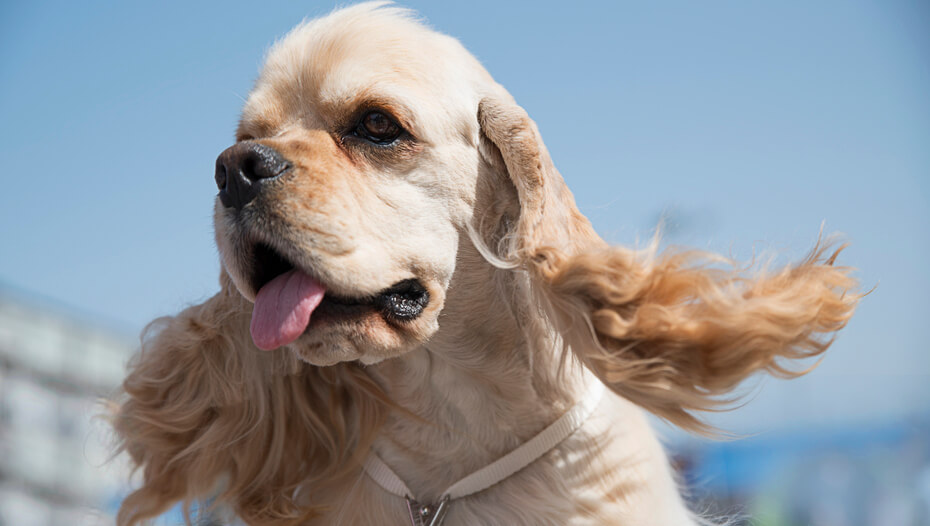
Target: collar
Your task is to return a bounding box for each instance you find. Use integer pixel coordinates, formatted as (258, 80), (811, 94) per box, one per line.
(362, 379), (606, 526)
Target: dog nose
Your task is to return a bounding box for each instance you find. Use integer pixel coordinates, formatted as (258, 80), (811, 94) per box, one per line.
(214, 142), (291, 210)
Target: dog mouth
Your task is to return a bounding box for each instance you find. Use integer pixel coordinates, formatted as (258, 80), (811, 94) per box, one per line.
(247, 242), (429, 350)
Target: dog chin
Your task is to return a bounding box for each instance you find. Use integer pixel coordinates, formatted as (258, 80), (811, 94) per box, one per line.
(289, 339), (363, 366)
(287, 332), (413, 366)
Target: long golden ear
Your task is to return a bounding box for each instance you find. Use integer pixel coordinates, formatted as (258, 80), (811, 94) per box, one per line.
(536, 240), (860, 432)
(478, 97), (860, 433)
(112, 272), (385, 525)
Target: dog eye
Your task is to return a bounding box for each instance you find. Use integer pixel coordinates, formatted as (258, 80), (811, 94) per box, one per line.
(353, 111), (402, 144)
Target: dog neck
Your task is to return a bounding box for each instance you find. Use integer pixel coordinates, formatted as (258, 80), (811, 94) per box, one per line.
(367, 240), (590, 503)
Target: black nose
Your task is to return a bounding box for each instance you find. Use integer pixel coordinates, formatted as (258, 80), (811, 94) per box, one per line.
(214, 142), (291, 210)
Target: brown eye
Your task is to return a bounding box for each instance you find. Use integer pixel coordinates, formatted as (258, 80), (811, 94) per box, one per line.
(354, 111), (402, 144)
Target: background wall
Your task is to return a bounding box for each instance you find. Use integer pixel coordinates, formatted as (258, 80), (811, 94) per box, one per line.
(1, 1), (928, 524)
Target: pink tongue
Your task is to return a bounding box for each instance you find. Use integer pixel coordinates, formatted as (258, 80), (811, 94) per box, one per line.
(250, 269), (326, 351)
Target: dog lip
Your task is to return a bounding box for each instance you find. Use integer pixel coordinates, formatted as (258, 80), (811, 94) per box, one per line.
(312, 279), (429, 326)
(246, 241), (429, 322)
(373, 279), (430, 321)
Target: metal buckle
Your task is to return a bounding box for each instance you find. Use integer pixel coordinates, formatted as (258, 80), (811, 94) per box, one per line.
(405, 495), (450, 526)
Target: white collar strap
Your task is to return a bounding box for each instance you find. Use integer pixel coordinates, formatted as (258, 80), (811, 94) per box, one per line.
(363, 380), (606, 524)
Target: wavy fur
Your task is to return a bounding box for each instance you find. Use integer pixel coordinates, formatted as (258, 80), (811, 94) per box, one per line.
(530, 240), (857, 432)
(114, 274), (388, 524)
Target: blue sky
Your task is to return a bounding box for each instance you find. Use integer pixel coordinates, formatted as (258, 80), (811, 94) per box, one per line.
(1, 0), (928, 432)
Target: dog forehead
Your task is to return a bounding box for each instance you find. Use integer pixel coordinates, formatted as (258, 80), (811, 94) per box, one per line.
(241, 4), (487, 136)
(274, 11), (443, 87)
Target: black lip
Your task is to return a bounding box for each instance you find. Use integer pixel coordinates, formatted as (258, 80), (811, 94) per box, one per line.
(373, 279), (430, 321)
(248, 243), (429, 322)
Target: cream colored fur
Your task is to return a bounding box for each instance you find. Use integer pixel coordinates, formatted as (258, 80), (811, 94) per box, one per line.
(112, 4), (859, 525)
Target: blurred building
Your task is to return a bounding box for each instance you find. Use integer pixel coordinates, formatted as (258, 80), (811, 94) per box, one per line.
(674, 418), (930, 526)
(0, 293), (132, 526)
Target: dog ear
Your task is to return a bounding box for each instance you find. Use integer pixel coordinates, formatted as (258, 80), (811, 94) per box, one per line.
(536, 240), (860, 432)
(112, 271), (386, 525)
(478, 97), (860, 432)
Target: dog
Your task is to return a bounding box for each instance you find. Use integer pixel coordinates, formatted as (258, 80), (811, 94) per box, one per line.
(113, 3), (859, 525)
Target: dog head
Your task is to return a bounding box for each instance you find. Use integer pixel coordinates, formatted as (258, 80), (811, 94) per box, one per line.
(213, 3), (535, 365)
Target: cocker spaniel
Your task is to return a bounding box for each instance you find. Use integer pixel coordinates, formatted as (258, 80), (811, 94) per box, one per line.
(113, 4), (858, 525)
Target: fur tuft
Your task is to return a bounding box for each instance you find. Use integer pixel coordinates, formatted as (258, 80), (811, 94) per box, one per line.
(112, 274), (388, 525)
(529, 239), (859, 432)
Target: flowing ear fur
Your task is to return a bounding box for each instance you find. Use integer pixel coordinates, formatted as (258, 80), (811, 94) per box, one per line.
(477, 97), (860, 432)
(112, 272), (387, 525)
